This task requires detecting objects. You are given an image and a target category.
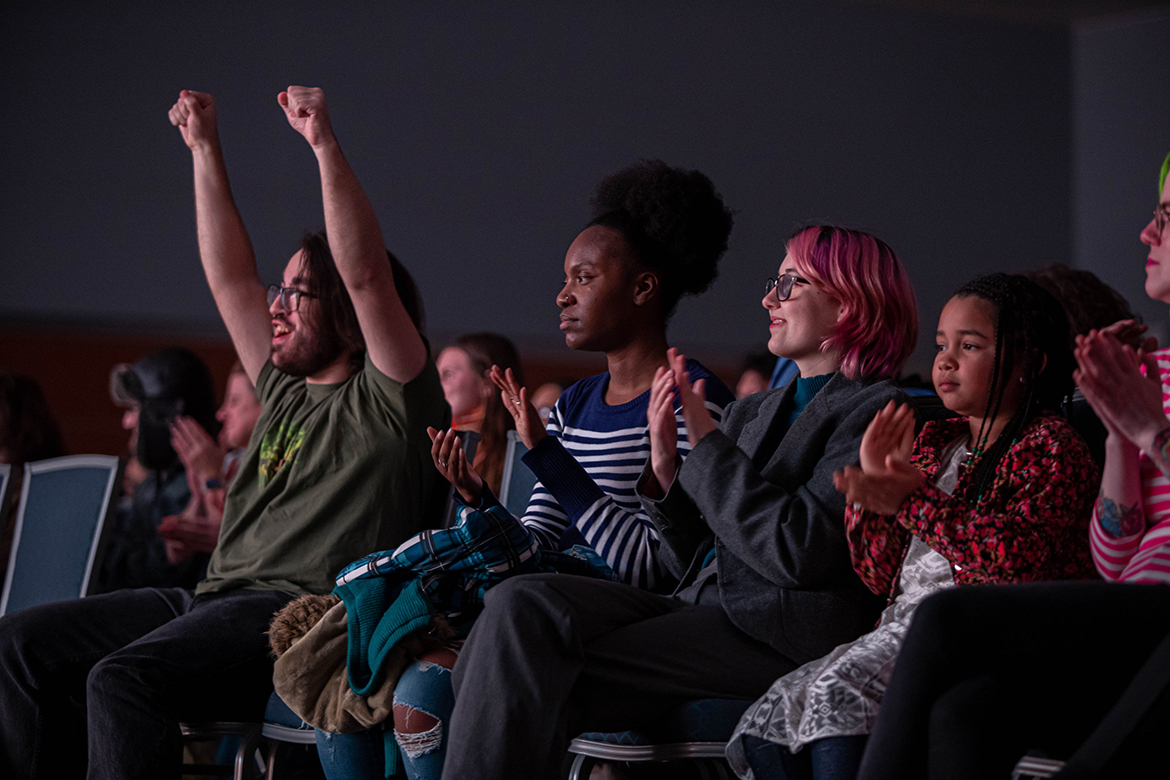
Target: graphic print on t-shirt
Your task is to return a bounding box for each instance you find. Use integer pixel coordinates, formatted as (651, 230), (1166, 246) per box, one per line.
(259, 421), (306, 486)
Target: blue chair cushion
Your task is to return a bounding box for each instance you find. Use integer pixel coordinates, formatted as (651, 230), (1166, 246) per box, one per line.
(263, 692), (313, 731)
(575, 698), (751, 745)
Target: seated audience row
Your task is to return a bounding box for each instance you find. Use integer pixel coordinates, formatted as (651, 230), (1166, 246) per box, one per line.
(0, 81), (1162, 780)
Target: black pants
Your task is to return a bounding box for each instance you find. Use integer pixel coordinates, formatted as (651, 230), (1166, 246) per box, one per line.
(857, 582), (1170, 780)
(441, 573), (798, 780)
(0, 586), (293, 780)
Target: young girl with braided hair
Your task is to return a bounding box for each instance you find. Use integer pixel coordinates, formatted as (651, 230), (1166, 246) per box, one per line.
(728, 273), (1099, 780)
(852, 153), (1170, 780)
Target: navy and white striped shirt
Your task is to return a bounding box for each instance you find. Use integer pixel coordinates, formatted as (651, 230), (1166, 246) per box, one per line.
(519, 358), (735, 591)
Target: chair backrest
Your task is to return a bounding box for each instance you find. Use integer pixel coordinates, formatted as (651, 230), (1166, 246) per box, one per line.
(498, 430), (538, 518)
(1, 455), (122, 616)
(0, 463), (13, 536)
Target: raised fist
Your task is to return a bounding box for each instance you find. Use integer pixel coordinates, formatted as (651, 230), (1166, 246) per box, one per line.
(168, 90), (218, 150)
(278, 86), (335, 148)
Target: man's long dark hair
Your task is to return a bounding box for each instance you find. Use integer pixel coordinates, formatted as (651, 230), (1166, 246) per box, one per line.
(298, 231), (426, 371)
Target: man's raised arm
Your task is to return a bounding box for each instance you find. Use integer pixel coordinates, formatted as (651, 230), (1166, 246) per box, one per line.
(278, 86), (428, 384)
(169, 90), (272, 386)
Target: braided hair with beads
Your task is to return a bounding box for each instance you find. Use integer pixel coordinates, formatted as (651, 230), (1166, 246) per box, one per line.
(953, 273), (1075, 503)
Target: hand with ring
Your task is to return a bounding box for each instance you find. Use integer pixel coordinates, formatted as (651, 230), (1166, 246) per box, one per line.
(489, 365), (548, 450)
(427, 427), (484, 504)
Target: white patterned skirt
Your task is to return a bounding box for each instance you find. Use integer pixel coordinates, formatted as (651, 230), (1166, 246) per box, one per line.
(726, 536), (955, 777)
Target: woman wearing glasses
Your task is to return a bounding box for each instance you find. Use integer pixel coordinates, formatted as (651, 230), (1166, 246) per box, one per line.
(437, 225), (919, 780)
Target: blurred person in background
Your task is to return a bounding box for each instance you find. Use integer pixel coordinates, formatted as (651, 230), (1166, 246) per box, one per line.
(529, 377), (574, 425)
(1022, 263), (1150, 468)
(159, 360), (262, 568)
(737, 350), (778, 399)
(0, 369), (66, 582)
(96, 348), (219, 592)
(437, 334), (522, 495)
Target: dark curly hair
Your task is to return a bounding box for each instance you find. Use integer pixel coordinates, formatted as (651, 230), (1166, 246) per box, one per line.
(588, 159), (734, 319)
(953, 273), (1074, 502)
(1020, 264), (1141, 347)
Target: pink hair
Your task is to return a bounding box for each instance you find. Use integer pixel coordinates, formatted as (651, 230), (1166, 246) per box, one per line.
(787, 225), (918, 380)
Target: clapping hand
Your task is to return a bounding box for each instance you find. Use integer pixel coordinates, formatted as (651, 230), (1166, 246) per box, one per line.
(170, 416), (226, 492)
(1075, 326), (1169, 451)
(428, 427), (485, 505)
(489, 366), (547, 450)
(834, 401), (923, 515)
(159, 488), (223, 564)
(666, 348), (716, 447)
(645, 366), (680, 496)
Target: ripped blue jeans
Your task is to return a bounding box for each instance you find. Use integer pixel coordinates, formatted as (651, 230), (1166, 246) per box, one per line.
(316, 644), (459, 780)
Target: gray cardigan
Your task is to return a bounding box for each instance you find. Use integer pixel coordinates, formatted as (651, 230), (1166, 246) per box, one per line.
(639, 373), (900, 665)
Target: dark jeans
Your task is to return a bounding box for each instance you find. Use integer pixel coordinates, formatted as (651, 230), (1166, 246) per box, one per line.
(0, 586), (293, 780)
(741, 734), (868, 780)
(857, 582), (1170, 780)
(441, 573), (798, 780)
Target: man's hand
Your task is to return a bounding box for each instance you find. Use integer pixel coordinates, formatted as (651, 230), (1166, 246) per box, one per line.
(490, 366), (548, 450)
(666, 348), (717, 448)
(278, 86), (336, 149)
(645, 366), (680, 496)
(168, 90), (219, 151)
(428, 427), (485, 505)
(858, 401), (915, 476)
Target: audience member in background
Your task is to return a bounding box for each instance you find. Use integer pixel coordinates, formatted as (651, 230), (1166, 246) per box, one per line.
(855, 153), (1170, 780)
(0, 369), (65, 583)
(0, 85), (448, 780)
(1022, 262), (1147, 467)
(728, 274), (1098, 780)
(737, 349), (778, 398)
(320, 159), (738, 780)
(435, 225), (917, 779)
(96, 348), (220, 593)
(436, 333), (522, 495)
(158, 361), (262, 569)
(529, 376), (574, 425)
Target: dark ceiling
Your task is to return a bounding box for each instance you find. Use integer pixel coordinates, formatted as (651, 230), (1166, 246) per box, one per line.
(860, 0), (1170, 25)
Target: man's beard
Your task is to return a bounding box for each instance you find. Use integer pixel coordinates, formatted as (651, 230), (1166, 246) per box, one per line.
(272, 322), (345, 378)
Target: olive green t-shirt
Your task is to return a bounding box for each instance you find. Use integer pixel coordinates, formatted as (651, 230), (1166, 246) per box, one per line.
(197, 354), (450, 597)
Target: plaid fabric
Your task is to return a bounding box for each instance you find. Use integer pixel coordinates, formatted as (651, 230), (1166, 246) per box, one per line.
(335, 503), (617, 625)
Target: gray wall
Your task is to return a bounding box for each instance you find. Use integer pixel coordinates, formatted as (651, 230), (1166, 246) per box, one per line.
(1074, 10), (1170, 344)
(0, 2), (1086, 375)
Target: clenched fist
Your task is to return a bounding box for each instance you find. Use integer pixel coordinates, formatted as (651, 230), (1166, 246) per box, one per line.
(278, 86), (335, 148)
(168, 90), (218, 150)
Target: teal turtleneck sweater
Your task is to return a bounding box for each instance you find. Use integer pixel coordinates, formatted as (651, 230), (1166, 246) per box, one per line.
(787, 372), (833, 426)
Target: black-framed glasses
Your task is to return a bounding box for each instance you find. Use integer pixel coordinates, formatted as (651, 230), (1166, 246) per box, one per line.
(1154, 204), (1170, 236)
(764, 273), (810, 302)
(267, 284), (317, 312)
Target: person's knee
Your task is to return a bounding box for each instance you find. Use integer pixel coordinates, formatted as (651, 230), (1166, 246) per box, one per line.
(392, 649), (456, 759)
(0, 609), (60, 683)
(392, 700), (443, 758)
(481, 575), (557, 619)
(86, 651), (154, 705)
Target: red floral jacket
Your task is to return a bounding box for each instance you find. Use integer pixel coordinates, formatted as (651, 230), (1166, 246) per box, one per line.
(845, 412), (1099, 600)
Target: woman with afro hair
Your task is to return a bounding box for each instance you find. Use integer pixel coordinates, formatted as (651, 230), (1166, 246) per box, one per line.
(316, 160), (738, 780)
